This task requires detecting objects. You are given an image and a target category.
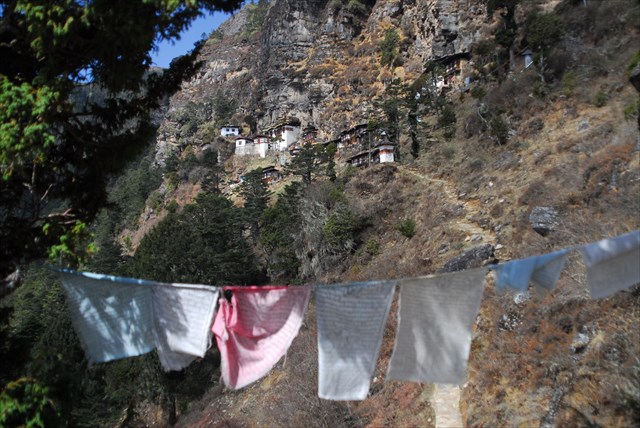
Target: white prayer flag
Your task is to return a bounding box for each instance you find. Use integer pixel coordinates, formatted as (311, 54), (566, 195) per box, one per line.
(387, 269), (487, 385)
(58, 271), (156, 363)
(316, 281), (396, 400)
(58, 270), (220, 371)
(493, 249), (570, 292)
(579, 230), (640, 299)
(153, 283), (219, 371)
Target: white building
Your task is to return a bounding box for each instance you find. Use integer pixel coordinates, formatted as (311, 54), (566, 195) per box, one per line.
(235, 136), (254, 156)
(270, 125), (300, 151)
(378, 143), (395, 163)
(253, 134), (271, 158)
(221, 125), (241, 137)
(264, 118), (301, 152)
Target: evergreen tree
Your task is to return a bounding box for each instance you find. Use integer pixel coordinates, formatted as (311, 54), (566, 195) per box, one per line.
(239, 168), (271, 240)
(260, 182), (302, 282)
(130, 194), (262, 285)
(285, 144), (329, 184)
(0, 0), (243, 290)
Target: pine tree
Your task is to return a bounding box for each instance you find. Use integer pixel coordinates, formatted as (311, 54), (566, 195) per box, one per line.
(239, 168), (271, 240)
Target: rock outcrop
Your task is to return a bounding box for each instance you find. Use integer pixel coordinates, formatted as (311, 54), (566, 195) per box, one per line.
(153, 0), (489, 165)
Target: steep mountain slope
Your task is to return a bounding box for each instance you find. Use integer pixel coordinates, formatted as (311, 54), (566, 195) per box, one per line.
(123, 0), (640, 426)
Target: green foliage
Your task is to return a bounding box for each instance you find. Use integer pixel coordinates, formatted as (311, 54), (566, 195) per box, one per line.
(397, 218), (416, 238)
(374, 78), (408, 147)
(623, 96), (640, 121)
(438, 103), (457, 140)
(365, 238), (381, 256)
(533, 80), (549, 98)
(379, 28), (400, 67)
(0, 378), (58, 428)
(45, 220), (97, 268)
(240, 168), (271, 239)
(285, 144), (331, 184)
(130, 194), (262, 285)
(0, 0), (243, 280)
(212, 90), (238, 126)
(0, 76), (59, 180)
(562, 71), (577, 96)
(325, 142), (338, 181)
(471, 85), (487, 99)
(176, 101), (208, 139)
(108, 149), (162, 229)
(628, 50), (640, 73)
(242, 0), (270, 37)
(471, 39), (498, 76)
(322, 205), (357, 252)
(594, 89), (608, 107)
(526, 12), (564, 51)
(345, 0), (369, 14)
(260, 183), (302, 282)
(490, 115), (510, 145)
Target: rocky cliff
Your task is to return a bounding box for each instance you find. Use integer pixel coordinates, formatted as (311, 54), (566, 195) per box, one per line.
(155, 0), (494, 164)
(140, 1), (640, 426)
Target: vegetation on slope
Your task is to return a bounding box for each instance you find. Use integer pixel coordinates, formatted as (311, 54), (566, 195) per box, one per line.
(2, 0), (640, 426)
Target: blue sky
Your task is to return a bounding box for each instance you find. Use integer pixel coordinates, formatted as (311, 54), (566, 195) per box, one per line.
(151, 11), (231, 68)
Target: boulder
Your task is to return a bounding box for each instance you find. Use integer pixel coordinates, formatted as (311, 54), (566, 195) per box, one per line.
(438, 244), (495, 273)
(529, 206), (559, 236)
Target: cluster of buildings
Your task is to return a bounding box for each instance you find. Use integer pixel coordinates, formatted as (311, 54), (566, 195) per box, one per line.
(220, 45), (541, 181)
(222, 117), (397, 172)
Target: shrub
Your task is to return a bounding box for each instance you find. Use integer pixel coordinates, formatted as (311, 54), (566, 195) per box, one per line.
(623, 96), (640, 121)
(441, 145), (455, 160)
(0, 378), (59, 427)
(593, 89), (608, 107)
(397, 218), (416, 238)
(379, 28), (400, 66)
(490, 116), (510, 145)
(166, 200), (179, 214)
(471, 85), (487, 99)
(628, 50), (640, 73)
(438, 104), (457, 140)
(322, 206), (357, 252)
(562, 71), (577, 96)
(365, 238), (381, 256)
(526, 12), (564, 51)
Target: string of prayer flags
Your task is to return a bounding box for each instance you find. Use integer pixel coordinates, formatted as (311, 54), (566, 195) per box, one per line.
(212, 286), (310, 389)
(387, 268), (487, 385)
(492, 248), (571, 292)
(55, 230), (640, 398)
(152, 283), (220, 371)
(316, 281), (396, 400)
(579, 230), (640, 299)
(57, 270), (220, 371)
(58, 270), (156, 364)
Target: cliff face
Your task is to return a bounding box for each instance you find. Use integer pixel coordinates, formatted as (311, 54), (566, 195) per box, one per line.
(135, 1), (640, 427)
(154, 0), (490, 163)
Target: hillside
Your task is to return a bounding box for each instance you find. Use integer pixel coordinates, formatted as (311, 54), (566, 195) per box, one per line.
(2, 0), (638, 426)
(126, 0), (640, 426)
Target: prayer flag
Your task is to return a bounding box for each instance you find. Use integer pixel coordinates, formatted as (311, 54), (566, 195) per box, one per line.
(212, 286), (310, 389)
(493, 249), (570, 292)
(387, 269), (487, 385)
(58, 270), (220, 371)
(579, 230), (640, 298)
(316, 281), (396, 400)
(152, 283), (219, 371)
(58, 271), (156, 363)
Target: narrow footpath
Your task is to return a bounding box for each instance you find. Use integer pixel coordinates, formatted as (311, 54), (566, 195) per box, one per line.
(401, 165), (496, 428)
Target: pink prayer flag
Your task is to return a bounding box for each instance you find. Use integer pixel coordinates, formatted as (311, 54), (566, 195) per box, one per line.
(212, 285), (310, 389)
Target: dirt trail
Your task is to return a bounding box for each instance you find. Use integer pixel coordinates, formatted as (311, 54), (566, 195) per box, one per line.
(401, 165), (495, 243)
(401, 165), (496, 427)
